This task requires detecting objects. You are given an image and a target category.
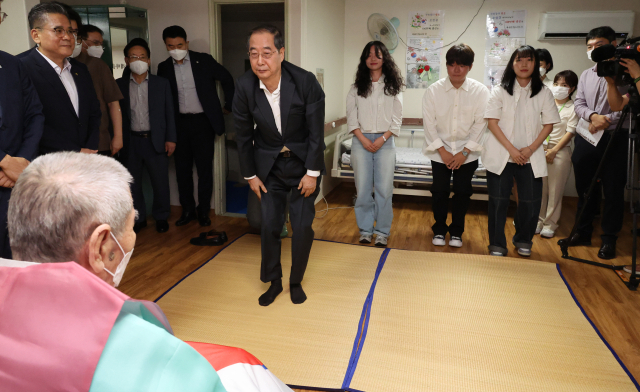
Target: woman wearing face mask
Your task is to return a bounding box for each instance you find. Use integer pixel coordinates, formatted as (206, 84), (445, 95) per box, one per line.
(346, 41), (404, 247)
(483, 45), (561, 257)
(536, 48), (554, 89)
(537, 70), (579, 239)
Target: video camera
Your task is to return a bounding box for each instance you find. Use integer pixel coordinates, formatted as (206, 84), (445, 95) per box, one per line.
(595, 37), (640, 85)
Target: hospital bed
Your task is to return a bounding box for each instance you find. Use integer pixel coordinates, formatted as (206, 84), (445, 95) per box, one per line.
(331, 126), (489, 200)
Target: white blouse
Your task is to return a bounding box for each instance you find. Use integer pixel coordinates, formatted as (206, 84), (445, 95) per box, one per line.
(483, 82), (561, 178)
(547, 100), (578, 146)
(346, 77), (403, 136)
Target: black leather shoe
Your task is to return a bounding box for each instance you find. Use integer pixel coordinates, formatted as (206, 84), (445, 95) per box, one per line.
(206, 230), (228, 242)
(156, 220), (169, 233)
(133, 221), (147, 233)
(190, 232), (224, 246)
(598, 243), (616, 259)
(175, 210), (196, 226)
(198, 213), (212, 227)
(557, 232), (591, 247)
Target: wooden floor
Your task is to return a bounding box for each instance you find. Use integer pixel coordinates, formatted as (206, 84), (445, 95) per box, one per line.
(121, 183), (640, 392)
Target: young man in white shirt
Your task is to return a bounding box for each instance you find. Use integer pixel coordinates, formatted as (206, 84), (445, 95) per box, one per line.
(423, 44), (490, 248)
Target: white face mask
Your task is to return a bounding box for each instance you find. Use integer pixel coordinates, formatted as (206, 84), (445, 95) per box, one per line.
(587, 49), (594, 62)
(87, 44), (104, 59)
(71, 41), (82, 58)
(169, 49), (188, 61)
(551, 86), (570, 100)
(104, 232), (133, 287)
(129, 60), (149, 75)
(539, 67), (547, 77)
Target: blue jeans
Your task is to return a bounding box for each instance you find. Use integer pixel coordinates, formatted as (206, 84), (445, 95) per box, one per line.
(351, 133), (396, 237)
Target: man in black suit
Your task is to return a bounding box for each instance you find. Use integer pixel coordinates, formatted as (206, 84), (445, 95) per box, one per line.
(234, 25), (325, 306)
(0, 2), (45, 258)
(20, 3), (101, 155)
(157, 25), (235, 227)
(116, 38), (176, 234)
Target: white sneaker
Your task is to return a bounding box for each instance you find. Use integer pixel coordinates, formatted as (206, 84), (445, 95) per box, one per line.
(490, 251), (505, 256)
(432, 235), (446, 246)
(540, 228), (555, 238)
(449, 236), (462, 248)
(517, 247), (531, 257)
(359, 233), (372, 244)
(374, 235), (388, 247)
(535, 223), (543, 235)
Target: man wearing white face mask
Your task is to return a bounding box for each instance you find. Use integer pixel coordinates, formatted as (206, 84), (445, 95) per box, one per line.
(116, 38), (176, 235)
(75, 24), (124, 157)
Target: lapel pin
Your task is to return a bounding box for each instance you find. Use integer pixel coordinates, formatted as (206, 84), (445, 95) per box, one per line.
(75, 72), (78, 75)
(196, 61), (199, 64)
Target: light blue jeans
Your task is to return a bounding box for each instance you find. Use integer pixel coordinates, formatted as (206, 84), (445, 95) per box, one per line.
(351, 133), (396, 237)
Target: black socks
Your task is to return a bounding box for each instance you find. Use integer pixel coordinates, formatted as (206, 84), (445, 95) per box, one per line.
(258, 279), (307, 305)
(290, 283), (307, 304)
(259, 279), (283, 306)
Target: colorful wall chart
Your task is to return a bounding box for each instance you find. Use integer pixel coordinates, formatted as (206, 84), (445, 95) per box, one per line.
(484, 10), (527, 90)
(406, 11), (444, 89)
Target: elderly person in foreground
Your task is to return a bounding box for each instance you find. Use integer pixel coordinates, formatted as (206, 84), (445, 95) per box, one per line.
(0, 152), (292, 392)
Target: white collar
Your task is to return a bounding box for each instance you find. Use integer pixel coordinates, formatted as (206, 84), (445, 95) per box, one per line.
(445, 76), (469, 92)
(130, 72), (149, 83)
(172, 52), (190, 64)
(37, 48), (72, 75)
(514, 79), (532, 92)
(0, 258), (38, 268)
(259, 78), (281, 95)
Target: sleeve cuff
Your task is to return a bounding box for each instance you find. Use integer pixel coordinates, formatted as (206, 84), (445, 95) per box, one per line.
(389, 128), (401, 137)
(425, 138), (444, 152)
(306, 170), (320, 177)
(464, 140), (483, 152)
(244, 175), (257, 180)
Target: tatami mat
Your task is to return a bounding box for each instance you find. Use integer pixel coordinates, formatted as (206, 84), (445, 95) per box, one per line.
(347, 250), (639, 392)
(156, 234), (384, 389)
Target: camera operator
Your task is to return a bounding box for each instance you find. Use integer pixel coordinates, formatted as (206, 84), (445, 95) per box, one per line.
(605, 58), (640, 111)
(565, 26), (628, 260)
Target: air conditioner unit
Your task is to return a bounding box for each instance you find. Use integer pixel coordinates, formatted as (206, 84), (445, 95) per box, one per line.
(538, 11), (634, 40)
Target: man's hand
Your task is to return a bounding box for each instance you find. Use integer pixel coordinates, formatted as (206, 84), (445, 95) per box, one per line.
(165, 142), (176, 157)
(248, 176), (267, 200)
(371, 136), (385, 152)
(0, 155), (29, 182)
(0, 171), (15, 188)
(509, 147), (526, 165)
(621, 58), (640, 80)
(438, 148), (454, 166)
(298, 174), (317, 198)
(589, 113), (611, 132)
(545, 148), (557, 164)
(80, 148), (98, 154)
(447, 152), (467, 170)
(111, 135), (123, 156)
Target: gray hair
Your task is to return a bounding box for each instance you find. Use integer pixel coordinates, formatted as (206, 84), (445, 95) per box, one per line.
(8, 152), (134, 264)
(28, 2), (68, 29)
(246, 24), (284, 52)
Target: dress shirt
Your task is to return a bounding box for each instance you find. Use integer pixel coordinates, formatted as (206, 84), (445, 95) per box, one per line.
(547, 100), (578, 146)
(129, 73), (150, 132)
(512, 85), (529, 152)
(346, 76), (403, 137)
(0, 258), (37, 267)
(243, 78), (320, 180)
(574, 65), (626, 132)
(422, 77), (489, 164)
(173, 53), (205, 114)
(37, 48), (79, 116)
(483, 82), (560, 178)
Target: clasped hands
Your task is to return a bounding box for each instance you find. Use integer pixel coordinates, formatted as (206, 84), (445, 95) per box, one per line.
(439, 149), (468, 170)
(248, 174), (316, 200)
(0, 155), (30, 188)
(359, 135), (386, 153)
(508, 145), (533, 165)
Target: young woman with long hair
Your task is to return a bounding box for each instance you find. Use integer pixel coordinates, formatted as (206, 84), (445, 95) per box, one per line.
(346, 41), (404, 247)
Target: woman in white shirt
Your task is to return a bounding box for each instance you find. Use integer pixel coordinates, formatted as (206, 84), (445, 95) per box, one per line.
(537, 48), (554, 89)
(538, 70), (579, 238)
(483, 45), (560, 257)
(346, 41), (403, 247)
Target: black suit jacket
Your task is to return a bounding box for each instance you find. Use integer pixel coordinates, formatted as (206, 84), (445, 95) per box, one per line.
(116, 69), (177, 160)
(233, 61), (326, 181)
(157, 50), (234, 136)
(20, 49), (101, 154)
(0, 50), (44, 163)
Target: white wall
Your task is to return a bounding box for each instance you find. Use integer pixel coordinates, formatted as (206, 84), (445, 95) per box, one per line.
(0, 0), (38, 55)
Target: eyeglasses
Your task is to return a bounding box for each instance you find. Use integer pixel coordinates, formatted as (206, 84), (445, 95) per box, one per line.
(248, 51), (275, 60)
(36, 27), (77, 38)
(127, 55), (148, 61)
(1, 12), (8, 23)
(84, 39), (104, 47)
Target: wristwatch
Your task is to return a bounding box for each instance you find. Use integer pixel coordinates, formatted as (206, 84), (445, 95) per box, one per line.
(462, 150), (469, 157)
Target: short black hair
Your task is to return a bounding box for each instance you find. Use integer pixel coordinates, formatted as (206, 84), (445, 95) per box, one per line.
(246, 24), (284, 51)
(445, 44), (474, 67)
(79, 24), (103, 39)
(501, 45), (543, 98)
(28, 3), (68, 29)
(586, 26), (616, 45)
(536, 48), (553, 72)
(124, 37), (150, 58)
(553, 70), (579, 99)
(162, 25), (187, 42)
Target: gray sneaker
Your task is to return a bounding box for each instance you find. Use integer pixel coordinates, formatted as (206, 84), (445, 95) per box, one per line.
(490, 251), (505, 257)
(359, 233), (372, 244)
(517, 247), (531, 257)
(374, 235), (388, 247)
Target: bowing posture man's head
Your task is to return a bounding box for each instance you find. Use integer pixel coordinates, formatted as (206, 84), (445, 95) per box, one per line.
(246, 24), (285, 91)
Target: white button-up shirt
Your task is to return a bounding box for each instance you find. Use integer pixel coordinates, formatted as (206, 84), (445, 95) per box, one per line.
(547, 100), (578, 146)
(483, 82), (561, 178)
(346, 76), (403, 136)
(37, 48), (79, 116)
(244, 78), (319, 180)
(422, 77), (489, 164)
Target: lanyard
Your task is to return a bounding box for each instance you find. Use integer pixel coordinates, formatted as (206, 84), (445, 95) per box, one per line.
(546, 102), (568, 143)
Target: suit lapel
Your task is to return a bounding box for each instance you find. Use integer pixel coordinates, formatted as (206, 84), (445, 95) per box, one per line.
(254, 78), (280, 137)
(189, 51), (204, 96)
(31, 50), (77, 118)
(279, 68), (295, 138)
(70, 62), (83, 119)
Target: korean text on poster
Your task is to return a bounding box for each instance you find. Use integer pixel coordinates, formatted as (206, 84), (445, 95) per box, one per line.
(406, 38), (443, 64)
(486, 10), (526, 39)
(407, 11), (444, 38)
(485, 37), (526, 66)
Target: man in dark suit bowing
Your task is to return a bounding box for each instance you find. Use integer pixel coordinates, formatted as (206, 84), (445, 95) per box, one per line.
(157, 26), (235, 228)
(234, 25), (325, 306)
(20, 3), (101, 156)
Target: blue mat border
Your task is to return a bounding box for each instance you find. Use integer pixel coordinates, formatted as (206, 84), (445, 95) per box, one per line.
(556, 264), (640, 391)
